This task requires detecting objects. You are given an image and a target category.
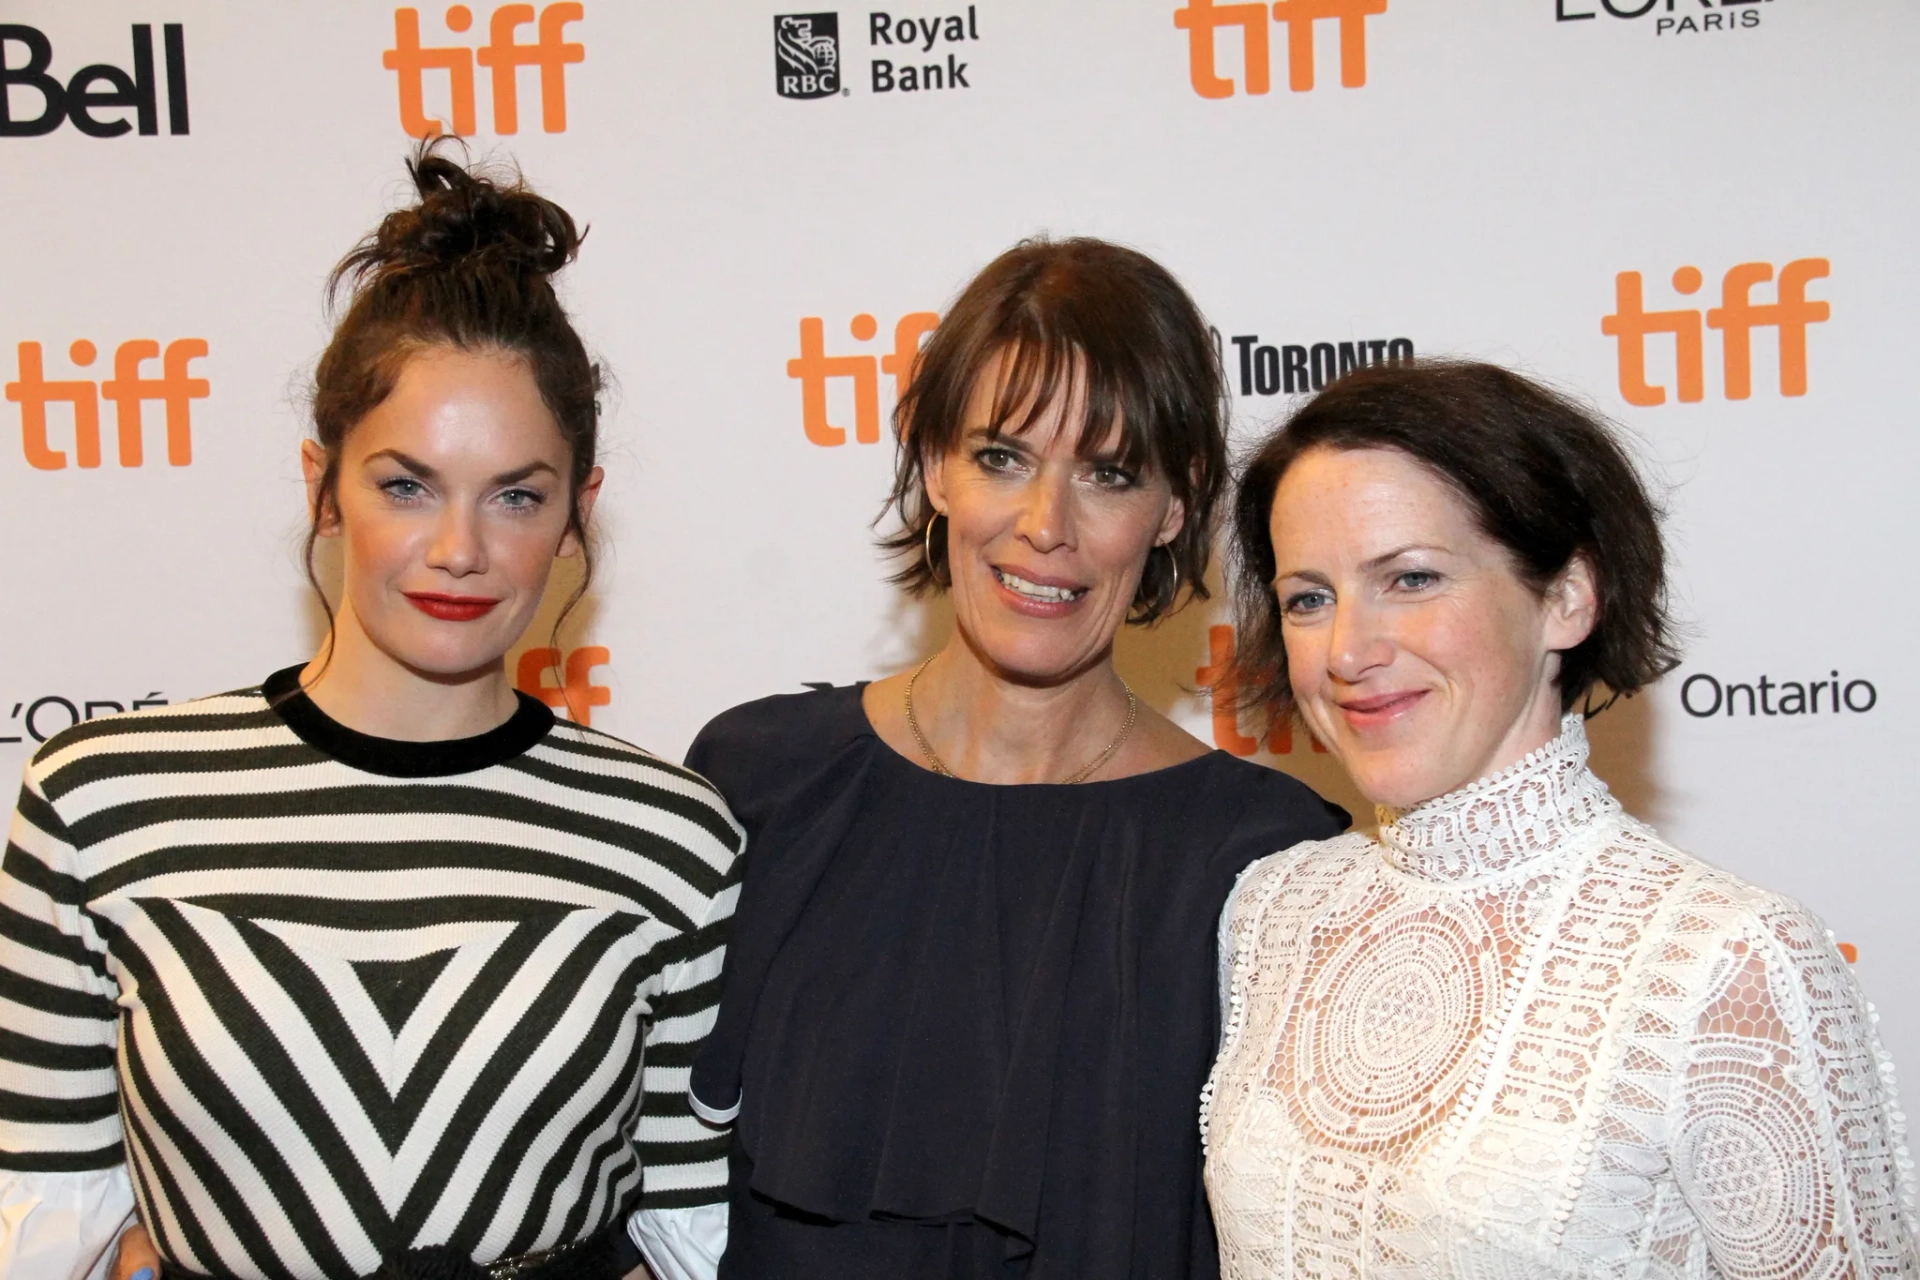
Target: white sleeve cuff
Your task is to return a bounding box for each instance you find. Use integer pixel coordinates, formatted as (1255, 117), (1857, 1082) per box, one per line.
(0, 1165), (136, 1280)
(687, 1087), (739, 1126)
(628, 1201), (727, 1280)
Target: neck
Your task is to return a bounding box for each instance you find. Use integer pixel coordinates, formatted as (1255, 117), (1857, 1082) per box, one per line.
(911, 636), (1132, 784)
(299, 606), (519, 742)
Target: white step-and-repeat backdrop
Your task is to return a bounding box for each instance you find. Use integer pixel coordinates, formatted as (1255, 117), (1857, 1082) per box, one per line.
(5, 2), (1916, 1069)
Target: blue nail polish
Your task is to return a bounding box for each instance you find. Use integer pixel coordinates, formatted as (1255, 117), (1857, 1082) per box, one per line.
(130, 1269), (155, 1280)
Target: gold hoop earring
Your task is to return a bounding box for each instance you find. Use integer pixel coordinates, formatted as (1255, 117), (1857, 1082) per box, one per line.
(923, 511), (945, 583)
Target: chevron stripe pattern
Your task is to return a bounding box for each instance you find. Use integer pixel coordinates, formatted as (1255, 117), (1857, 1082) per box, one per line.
(0, 681), (743, 1279)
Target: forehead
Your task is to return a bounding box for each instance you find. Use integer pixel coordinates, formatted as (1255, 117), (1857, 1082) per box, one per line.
(1271, 446), (1480, 547)
(352, 347), (563, 457)
(959, 345), (1128, 459)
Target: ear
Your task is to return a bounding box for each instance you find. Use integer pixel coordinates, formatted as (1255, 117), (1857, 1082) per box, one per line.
(1544, 552), (1599, 653)
(1154, 489), (1187, 549)
(921, 450), (950, 519)
(557, 465), (605, 559)
(301, 440), (340, 536)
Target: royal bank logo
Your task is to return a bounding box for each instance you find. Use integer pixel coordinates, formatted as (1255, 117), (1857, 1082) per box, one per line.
(775, 13), (841, 99)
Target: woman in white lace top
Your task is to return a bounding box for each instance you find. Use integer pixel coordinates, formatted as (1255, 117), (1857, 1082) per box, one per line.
(1202, 361), (1917, 1278)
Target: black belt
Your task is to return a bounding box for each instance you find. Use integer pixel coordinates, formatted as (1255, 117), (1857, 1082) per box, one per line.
(159, 1221), (622, 1280)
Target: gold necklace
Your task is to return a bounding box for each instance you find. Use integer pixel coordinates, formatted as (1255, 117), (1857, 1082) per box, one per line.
(903, 656), (1139, 785)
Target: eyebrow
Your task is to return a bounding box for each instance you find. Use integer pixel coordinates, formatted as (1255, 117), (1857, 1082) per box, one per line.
(1361, 543), (1445, 571)
(961, 422), (1129, 466)
(1275, 544), (1446, 585)
(364, 449), (560, 486)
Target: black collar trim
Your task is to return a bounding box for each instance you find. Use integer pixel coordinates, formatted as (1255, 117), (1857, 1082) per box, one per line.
(262, 665), (555, 778)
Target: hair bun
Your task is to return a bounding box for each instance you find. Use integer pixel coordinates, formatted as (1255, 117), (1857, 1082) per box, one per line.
(336, 140), (583, 296)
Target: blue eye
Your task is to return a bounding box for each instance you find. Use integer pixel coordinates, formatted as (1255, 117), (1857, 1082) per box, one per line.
(379, 477), (425, 501)
(1395, 570), (1440, 591)
(1283, 588), (1332, 615)
(499, 487), (545, 510)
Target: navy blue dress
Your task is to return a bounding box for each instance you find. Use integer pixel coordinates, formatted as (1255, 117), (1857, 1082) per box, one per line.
(687, 685), (1346, 1280)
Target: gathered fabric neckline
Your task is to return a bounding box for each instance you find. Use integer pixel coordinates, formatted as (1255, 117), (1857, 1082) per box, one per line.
(1374, 714), (1622, 884)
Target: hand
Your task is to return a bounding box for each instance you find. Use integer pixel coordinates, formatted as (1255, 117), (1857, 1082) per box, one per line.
(109, 1222), (161, 1280)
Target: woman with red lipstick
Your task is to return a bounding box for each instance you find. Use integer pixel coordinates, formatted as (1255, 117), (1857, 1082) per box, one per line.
(1202, 361), (1915, 1277)
(685, 239), (1348, 1280)
(0, 146), (741, 1280)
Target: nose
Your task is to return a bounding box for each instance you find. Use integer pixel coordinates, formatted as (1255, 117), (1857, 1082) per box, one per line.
(425, 505), (487, 578)
(1325, 595), (1393, 686)
(1015, 470), (1073, 555)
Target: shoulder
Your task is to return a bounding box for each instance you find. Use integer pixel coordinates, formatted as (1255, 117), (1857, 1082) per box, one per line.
(1196, 753), (1352, 854)
(683, 685), (870, 817)
(23, 683), (283, 799)
(1227, 829), (1378, 919)
(1602, 820), (1856, 1010)
(525, 718), (746, 864)
(1609, 818), (1810, 936)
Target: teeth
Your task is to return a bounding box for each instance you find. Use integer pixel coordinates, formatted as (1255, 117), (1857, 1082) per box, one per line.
(995, 569), (1084, 602)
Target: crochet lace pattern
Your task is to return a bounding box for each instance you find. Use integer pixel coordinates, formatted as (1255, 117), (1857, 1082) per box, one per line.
(1202, 716), (1918, 1278)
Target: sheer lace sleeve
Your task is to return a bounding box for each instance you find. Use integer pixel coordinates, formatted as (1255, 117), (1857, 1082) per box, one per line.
(1670, 899), (1918, 1278)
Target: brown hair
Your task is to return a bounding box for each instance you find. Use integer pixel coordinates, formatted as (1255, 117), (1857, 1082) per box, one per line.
(1229, 359), (1681, 719)
(881, 237), (1228, 624)
(305, 139), (600, 652)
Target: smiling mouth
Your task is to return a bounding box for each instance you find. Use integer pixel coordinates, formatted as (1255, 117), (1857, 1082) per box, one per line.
(1338, 690), (1427, 720)
(992, 567), (1089, 604)
(405, 593), (502, 622)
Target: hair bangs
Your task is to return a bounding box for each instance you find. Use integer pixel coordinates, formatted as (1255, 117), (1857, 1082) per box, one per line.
(978, 324), (1158, 477)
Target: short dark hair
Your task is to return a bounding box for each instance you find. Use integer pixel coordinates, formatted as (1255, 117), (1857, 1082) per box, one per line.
(1229, 359), (1681, 719)
(307, 139), (600, 645)
(881, 237), (1228, 624)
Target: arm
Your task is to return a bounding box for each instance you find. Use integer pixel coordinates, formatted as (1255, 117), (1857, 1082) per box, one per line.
(627, 866), (741, 1280)
(0, 764), (135, 1280)
(1671, 902), (1918, 1278)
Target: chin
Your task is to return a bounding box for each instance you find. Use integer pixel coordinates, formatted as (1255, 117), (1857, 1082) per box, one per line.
(375, 623), (512, 682)
(1339, 747), (1461, 811)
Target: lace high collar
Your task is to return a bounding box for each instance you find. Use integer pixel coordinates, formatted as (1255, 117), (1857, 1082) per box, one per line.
(1375, 714), (1621, 882)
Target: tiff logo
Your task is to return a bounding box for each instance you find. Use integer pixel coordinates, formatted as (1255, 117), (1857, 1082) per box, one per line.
(516, 645), (610, 725)
(6, 339), (209, 470)
(1195, 625), (1327, 756)
(789, 311), (940, 446)
(0, 24), (188, 137)
(384, 4), (583, 137)
(1601, 259), (1828, 406)
(1174, 0), (1388, 98)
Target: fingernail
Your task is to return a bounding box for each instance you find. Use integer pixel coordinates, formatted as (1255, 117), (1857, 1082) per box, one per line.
(131, 1269), (155, 1280)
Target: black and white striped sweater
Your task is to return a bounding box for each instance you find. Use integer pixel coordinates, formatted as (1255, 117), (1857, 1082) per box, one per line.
(0, 667), (743, 1279)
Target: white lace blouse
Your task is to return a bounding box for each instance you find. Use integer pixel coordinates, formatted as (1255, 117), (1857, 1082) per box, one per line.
(1202, 716), (1918, 1278)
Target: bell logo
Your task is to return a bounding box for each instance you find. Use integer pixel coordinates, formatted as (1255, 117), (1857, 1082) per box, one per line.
(1173, 0), (1388, 99)
(1195, 625), (1328, 756)
(6, 339), (209, 470)
(789, 311), (940, 447)
(384, 4), (584, 137)
(516, 646), (610, 725)
(0, 24), (189, 138)
(1601, 259), (1830, 407)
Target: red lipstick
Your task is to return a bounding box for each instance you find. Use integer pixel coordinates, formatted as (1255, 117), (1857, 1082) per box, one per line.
(405, 593), (501, 622)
